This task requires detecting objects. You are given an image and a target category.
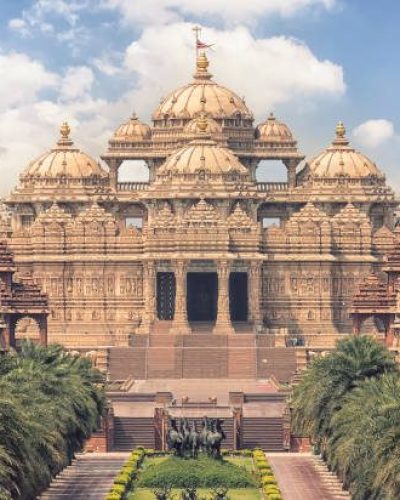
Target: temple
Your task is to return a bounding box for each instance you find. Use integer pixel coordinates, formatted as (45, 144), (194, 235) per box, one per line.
(2, 44), (400, 451)
(1, 49), (398, 359)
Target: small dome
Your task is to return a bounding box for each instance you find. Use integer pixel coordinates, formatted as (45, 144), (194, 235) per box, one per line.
(158, 118), (248, 177)
(22, 123), (107, 179)
(152, 53), (253, 121)
(308, 122), (384, 179)
(113, 113), (151, 141)
(256, 113), (296, 144)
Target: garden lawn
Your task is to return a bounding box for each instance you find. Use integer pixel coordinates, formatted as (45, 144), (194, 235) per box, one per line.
(136, 454), (257, 489)
(128, 488), (261, 499)
(225, 456), (255, 473)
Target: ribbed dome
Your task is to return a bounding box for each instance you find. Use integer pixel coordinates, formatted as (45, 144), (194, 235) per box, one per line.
(256, 113), (296, 144)
(152, 53), (253, 120)
(158, 138), (248, 176)
(22, 123), (107, 179)
(308, 122), (384, 179)
(113, 113), (151, 141)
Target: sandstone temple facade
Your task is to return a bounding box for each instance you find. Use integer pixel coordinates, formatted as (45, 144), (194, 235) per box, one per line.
(2, 52), (398, 351)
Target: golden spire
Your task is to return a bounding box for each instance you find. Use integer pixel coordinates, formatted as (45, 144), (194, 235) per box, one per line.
(194, 51), (212, 80)
(60, 121), (71, 139)
(57, 122), (73, 148)
(336, 121), (346, 138)
(333, 121), (349, 146)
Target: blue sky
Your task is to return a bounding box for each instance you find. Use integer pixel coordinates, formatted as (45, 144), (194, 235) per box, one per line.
(0, 0), (399, 192)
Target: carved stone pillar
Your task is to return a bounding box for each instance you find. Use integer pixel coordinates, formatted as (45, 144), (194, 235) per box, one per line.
(213, 261), (234, 335)
(108, 158), (121, 192)
(172, 260), (190, 334)
(284, 159), (299, 188)
(38, 315), (48, 346)
(139, 261), (156, 333)
(249, 261), (263, 332)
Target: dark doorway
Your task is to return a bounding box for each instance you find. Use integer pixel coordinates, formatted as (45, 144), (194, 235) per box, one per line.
(187, 273), (218, 322)
(230, 272), (248, 322)
(157, 272), (175, 320)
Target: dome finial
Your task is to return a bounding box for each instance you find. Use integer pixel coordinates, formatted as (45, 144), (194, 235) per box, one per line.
(336, 121), (346, 138)
(60, 121), (71, 139)
(194, 51), (212, 81)
(333, 121), (349, 146)
(197, 112), (208, 133)
(57, 122), (73, 148)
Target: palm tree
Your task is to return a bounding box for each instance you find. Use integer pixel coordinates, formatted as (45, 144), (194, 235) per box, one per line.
(0, 341), (106, 499)
(328, 373), (400, 499)
(291, 335), (397, 450)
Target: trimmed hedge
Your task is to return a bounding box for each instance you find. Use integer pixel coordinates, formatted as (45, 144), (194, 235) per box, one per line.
(252, 449), (283, 500)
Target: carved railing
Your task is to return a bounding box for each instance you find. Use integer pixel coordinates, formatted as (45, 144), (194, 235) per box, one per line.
(257, 182), (288, 192)
(117, 182), (149, 191)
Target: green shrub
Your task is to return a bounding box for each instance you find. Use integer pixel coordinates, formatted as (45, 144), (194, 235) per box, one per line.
(110, 484), (125, 494)
(105, 493), (122, 500)
(262, 477), (277, 485)
(137, 455), (257, 489)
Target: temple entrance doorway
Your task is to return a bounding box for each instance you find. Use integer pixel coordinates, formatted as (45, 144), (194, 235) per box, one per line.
(187, 273), (218, 322)
(157, 272), (175, 320)
(229, 272), (248, 322)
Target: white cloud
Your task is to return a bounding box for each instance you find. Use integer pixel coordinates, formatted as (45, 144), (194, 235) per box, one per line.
(8, 0), (93, 45)
(60, 66), (94, 101)
(104, 0), (336, 27)
(0, 52), (59, 109)
(123, 23), (345, 120)
(0, 22), (346, 196)
(352, 119), (395, 148)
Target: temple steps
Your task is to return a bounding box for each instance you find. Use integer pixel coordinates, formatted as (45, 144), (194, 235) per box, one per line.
(108, 339), (298, 383)
(38, 453), (128, 499)
(112, 417), (235, 452)
(241, 417), (285, 451)
(113, 417), (155, 451)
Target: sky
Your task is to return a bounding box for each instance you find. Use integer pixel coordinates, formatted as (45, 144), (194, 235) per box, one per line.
(0, 0), (399, 193)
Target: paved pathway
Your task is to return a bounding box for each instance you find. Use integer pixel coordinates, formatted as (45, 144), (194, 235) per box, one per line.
(39, 452), (129, 499)
(268, 453), (350, 500)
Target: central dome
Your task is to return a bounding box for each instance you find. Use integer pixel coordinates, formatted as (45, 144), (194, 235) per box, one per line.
(152, 53), (253, 121)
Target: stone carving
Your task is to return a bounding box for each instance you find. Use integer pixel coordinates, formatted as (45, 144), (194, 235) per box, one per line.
(167, 417), (225, 459)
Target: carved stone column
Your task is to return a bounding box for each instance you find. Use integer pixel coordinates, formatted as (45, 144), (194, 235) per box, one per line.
(283, 159), (299, 189)
(213, 261), (234, 335)
(108, 158), (121, 192)
(37, 315), (48, 346)
(172, 260), (190, 334)
(139, 261), (156, 333)
(249, 261), (263, 332)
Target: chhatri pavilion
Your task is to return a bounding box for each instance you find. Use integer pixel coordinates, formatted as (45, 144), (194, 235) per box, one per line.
(1, 49), (398, 360)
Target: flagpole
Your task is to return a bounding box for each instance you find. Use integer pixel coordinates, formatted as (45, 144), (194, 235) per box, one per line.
(192, 25), (201, 58)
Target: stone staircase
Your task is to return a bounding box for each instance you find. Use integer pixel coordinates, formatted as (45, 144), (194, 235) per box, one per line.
(113, 417), (155, 451)
(38, 453), (127, 499)
(108, 336), (299, 382)
(241, 417), (284, 451)
(256, 346), (298, 382)
(311, 455), (351, 498)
